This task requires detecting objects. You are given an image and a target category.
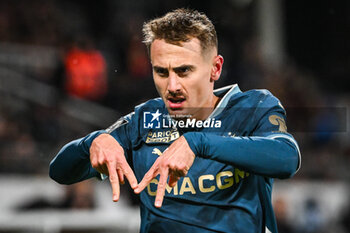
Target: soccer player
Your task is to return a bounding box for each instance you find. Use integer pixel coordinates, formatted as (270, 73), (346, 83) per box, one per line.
(49, 9), (300, 233)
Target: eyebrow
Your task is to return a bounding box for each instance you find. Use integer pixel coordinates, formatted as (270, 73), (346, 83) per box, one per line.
(153, 66), (168, 72)
(173, 65), (195, 73)
(153, 65), (195, 73)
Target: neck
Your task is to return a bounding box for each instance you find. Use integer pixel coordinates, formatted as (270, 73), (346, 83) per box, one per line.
(194, 94), (221, 120)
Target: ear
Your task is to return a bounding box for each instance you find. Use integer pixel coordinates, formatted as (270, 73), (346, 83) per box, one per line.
(210, 55), (224, 82)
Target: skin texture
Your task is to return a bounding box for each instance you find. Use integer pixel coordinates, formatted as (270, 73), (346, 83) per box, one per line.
(134, 135), (195, 207)
(90, 134), (138, 202)
(150, 38), (223, 120)
(90, 38), (224, 207)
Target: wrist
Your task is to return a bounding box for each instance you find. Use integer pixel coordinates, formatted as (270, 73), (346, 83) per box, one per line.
(83, 130), (107, 155)
(183, 132), (204, 157)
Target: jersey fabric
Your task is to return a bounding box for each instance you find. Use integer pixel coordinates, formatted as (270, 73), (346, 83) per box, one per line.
(50, 84), (301, 233)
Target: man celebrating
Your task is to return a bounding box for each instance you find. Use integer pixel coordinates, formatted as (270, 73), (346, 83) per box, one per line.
(50, 9), (300, 233)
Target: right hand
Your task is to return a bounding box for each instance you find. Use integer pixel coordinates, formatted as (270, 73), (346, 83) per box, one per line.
(90, 133), (138, 202)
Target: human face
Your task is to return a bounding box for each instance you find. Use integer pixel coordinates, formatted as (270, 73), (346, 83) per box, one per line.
(150, 38), (223, 120)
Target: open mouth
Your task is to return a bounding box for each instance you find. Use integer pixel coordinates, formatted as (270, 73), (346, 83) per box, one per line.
(167, 97), (186, 109)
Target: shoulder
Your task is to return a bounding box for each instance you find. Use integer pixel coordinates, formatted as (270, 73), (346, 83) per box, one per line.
(224, 88), (286, 124)
(230, 88), (283, 109)
(111, 97), (165, 146)
(243, 89), (278, 102)
(115, 97), (165, 124)
(134, 97), (165, 114)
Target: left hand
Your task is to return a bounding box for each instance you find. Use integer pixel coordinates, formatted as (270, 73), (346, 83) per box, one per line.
(134, 136), (195, 208)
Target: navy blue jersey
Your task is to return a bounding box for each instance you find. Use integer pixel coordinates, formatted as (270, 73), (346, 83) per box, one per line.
(50, 84), (300, 233)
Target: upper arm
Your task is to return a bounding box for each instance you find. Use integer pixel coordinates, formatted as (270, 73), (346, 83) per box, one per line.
(252, 97), (301, 173)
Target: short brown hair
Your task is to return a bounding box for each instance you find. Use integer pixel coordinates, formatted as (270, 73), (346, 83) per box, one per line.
(142, 8), (218, 54)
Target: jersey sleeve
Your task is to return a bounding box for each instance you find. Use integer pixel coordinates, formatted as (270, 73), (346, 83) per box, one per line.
(106, 112), (136, 159)
(183, 95), (301, 179)
(252, 98), (301, 172)
(49, 130), (106, 184)
(49, 112), (136, 184)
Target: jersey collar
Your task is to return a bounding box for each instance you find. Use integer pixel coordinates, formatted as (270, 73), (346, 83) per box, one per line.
(208, 84), (241, 119)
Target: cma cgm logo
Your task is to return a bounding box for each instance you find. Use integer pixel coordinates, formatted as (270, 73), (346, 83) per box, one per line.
(143, 110), (162, 129)
(143, 109), (222, 129)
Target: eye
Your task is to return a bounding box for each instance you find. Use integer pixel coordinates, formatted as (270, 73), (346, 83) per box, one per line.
(154, 67), (169, 77)
(174, 66), (193, 77)
(179, 67), (190, 73)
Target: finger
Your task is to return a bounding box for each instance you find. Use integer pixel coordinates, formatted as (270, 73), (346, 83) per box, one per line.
(134, 160), (160, 194)
(155, 167), (169, 208)
(107, 163), (120, 202)
(117, 169), (125, 185)
(101, 164), (109, 175)
(122, 162), (138, 189)
(95, 164), (108, 176)
(168, 173), (180, 187)
(172, 169), (186, 177)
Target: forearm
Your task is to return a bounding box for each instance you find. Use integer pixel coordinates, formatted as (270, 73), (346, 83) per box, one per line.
(183, 132), (300, 179)
(49, 131), (105, 184)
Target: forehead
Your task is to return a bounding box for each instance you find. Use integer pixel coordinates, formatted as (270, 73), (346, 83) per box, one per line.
(150, 38), (204, 66)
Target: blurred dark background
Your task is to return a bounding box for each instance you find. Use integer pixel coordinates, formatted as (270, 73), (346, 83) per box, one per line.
(0, 0), (349, 233)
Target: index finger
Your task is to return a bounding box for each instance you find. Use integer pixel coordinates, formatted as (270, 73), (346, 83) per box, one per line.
(121, 162), (138, 189)
(154, 167), (169, 208)
(134, 159), (160, 194)
(107, 162), (120, 202)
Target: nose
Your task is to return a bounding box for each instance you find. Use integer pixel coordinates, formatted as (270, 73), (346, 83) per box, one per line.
(167, 72), (181, 94)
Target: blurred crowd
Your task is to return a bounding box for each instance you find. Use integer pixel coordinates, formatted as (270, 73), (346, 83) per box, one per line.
(0, 0), (349, 232)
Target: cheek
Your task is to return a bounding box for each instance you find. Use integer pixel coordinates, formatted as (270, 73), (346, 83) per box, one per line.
(153, 77), (167, 97)
(197, 83), (209, 102)
(188, 71), (211, 102)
